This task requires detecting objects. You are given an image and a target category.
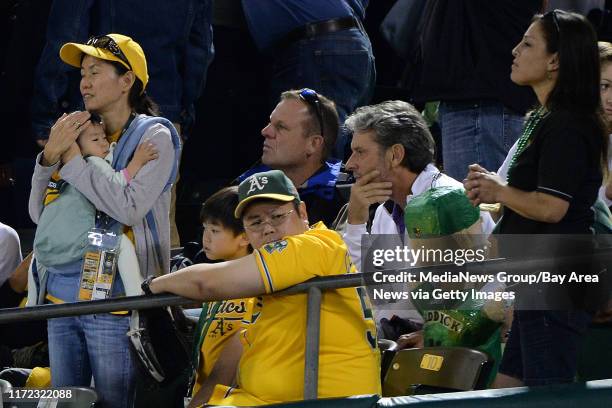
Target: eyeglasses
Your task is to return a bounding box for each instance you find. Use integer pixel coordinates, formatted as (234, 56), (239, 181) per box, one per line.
(299, 88), (324, 138)
(86, 35), (132, 69)
(244, 209), (294, 232)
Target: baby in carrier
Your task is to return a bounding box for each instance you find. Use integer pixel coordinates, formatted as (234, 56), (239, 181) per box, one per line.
(30, 114), (157, 302)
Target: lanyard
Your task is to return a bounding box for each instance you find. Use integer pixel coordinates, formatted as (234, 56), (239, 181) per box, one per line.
(95, 113), (137, 229)
(118, 112), (137, 141)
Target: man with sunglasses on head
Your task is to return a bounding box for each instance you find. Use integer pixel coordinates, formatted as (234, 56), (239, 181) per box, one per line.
(238, 89), (347, 228)
(144, 169), (380, 406)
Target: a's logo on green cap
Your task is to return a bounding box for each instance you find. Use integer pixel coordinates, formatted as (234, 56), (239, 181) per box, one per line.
(247, 175), (269, 194)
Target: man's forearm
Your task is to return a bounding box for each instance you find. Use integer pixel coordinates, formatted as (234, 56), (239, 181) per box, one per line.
(149, 263), (214, 300)
(147, 255), (265, 301)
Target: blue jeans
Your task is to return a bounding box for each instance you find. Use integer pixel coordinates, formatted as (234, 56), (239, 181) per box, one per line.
(48, 314), (135, 408)
(46, 267), (134, 408)
(499, 310), (591, 386)
(438, 100), (524, 181)
(269, 27), (376, 160)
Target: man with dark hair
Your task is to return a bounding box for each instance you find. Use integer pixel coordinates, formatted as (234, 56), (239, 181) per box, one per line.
(239, 88), (346, 227)
(342, 100), (495, 270)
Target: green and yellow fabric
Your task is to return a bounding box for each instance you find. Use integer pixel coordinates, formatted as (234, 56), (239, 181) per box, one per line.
(404, 186), (503, 386)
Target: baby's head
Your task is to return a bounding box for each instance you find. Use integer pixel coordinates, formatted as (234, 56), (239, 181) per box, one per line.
(77, 114), (109, 158)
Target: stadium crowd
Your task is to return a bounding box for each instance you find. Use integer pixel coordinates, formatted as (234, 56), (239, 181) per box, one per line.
(1, 0), (612, 407)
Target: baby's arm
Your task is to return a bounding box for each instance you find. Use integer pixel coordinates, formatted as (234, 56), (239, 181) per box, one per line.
(124, 141), (158, 182)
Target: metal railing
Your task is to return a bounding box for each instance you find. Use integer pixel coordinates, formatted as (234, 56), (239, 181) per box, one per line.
(0, 248), (610, 400)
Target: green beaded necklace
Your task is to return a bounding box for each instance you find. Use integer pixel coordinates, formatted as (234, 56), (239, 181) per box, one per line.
(508, 106), (548, 172)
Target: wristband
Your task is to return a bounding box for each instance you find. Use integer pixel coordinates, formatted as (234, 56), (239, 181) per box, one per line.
(141, 276), (156, 296)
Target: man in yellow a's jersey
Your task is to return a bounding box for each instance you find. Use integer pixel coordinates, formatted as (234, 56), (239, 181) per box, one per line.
(146, 169), (380, 406)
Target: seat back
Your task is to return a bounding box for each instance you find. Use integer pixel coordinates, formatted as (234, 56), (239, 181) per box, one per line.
(382, 347), (490, 397)
(0, 378), (11, 393)
(40, 387), (98, 407)
(70, 387), (98, 407)
(378, 339), (399, 383)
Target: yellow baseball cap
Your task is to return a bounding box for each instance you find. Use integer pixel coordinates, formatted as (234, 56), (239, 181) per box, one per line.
(59, 33), (149, 93)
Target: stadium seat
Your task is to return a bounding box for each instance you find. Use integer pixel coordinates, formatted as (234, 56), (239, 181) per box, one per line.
(0, 367), (31, 387)
(382, 347), (490, 397)
(66, 387), (98, 407)
(0, 378), (12, 393)
(34, 387), (99, 408)
(378, 339), (399, 382)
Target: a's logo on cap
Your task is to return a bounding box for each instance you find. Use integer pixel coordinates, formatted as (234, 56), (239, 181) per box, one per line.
(247, 176), (268, 194)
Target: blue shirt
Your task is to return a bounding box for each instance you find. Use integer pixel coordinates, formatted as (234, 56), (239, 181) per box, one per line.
(241, 0), (368, 51)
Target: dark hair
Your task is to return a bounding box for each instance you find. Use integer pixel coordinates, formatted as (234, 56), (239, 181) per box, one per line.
(345, 100), (435, 173)
(76, 112), (104, 153)
(280, 90), (339, 161)
(89, 112), (103, 124)
(535, 10), (608, 172)
(110, 61), (160, 116)
(200, 186), (246, 236)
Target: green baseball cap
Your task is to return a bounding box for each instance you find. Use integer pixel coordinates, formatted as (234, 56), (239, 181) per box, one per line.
(235, 170), (300, 218)
(404, 186), (479, 238)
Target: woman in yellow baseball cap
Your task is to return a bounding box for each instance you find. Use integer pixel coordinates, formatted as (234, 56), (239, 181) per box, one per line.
(29, 34), (181, 407)
(59, 33), (155, 120)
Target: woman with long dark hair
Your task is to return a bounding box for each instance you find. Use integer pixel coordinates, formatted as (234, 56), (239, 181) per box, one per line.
(29, 34), (180, 407)
(464, 10), (607, 387)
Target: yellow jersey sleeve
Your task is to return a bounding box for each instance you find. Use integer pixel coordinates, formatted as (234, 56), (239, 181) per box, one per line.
(253, 225), (353, 294)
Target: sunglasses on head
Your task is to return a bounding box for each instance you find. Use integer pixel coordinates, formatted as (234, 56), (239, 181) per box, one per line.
(299, 88), (324, 138)
(86, 35), (132, 69)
